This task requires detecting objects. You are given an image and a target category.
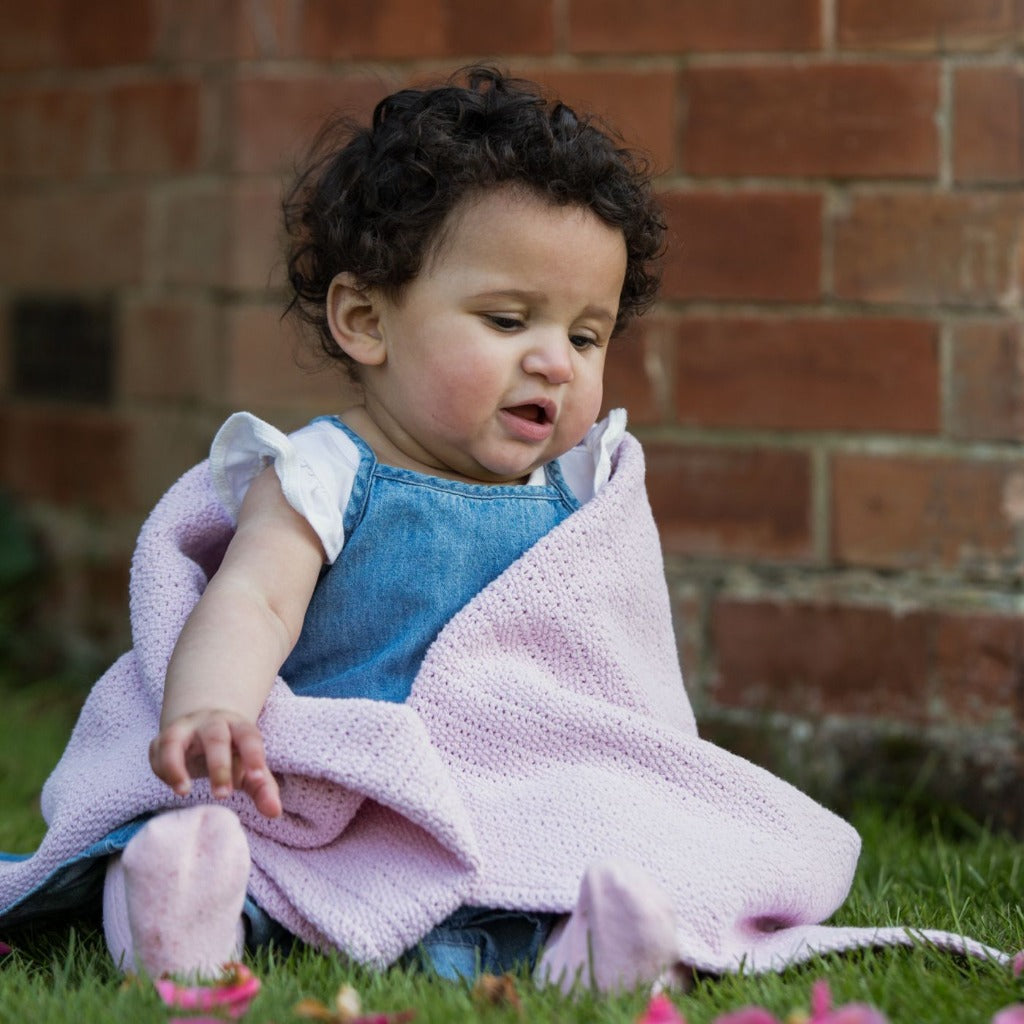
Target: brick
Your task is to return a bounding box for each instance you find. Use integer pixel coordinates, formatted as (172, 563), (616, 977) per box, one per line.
(60, 0), (157, 67)
(660, 191), (822, 302)
(833, 192), (1024, 307)
(568, 0), (820, 54)
(223, 302), (358, 410)
(949, 321), (1024, 441)
(119, 297), (220, 403)
(838, 0), (1024, 52)
(711, 598), (932, 720)
(442, 0), (554, 55)
(0, 404), (131, 512)
(0, 1), (62, 70)
(152, 0), (295, 61)
(0, 188), (147, 290)
(156, 184), (229, 288)
(934, 613), (1024, 726)
(601, 319), (675, 426)
(683, 63), (939, 179)
(645, 443), (813, 560)
(226, 180), (288, 291)
(105, 79), (205, 175)
(231, 74), (396, 174)
(831, 453), (1021, 570)
(0, 87), (99, 181)
(531, 70), (678, 173)
(670, 316), (940, 433)
(300, 0), (445, 58)
(128, 409), (216, 510)
(954, 67), (1024, 184)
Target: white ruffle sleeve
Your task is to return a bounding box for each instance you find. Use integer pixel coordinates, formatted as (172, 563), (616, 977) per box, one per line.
(208, 409), (628, 564)
(209, 412), (360, 563)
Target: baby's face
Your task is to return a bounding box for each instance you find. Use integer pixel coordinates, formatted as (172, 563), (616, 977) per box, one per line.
(358, 187), (628, 484)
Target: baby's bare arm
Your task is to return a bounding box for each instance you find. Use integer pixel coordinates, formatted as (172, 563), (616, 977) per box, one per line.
(150, 467), (325, 818)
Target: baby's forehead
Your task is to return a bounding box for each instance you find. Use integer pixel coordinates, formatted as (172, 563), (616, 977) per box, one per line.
(425, 185), (620, 264)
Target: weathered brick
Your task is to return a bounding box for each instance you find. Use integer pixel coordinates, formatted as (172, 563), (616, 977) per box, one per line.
(954, 66), (1024, 184)
(711, 598), (932, 720)
(602, 319), (675, 426)
(223, 302), (358, 411)
(0, 188), (148, 290)
(0, 87), (99, 180)
(683, 63), (939, 178)
(156, 183), (229, 288)
(0, 2), (62, 70)
(831, 453), (1021, 570)
(568, 0), (820, 54)
(442, 0), (554, 55)
(300, 0), (445, 58)
(152, 0), (293, 61)
(0, 404), (131, 511)
(660, 191), (822, 302)
(532, 69), (678, 173)
(949, 321), (1024, 441)
(61, 0), (157, 67)
(119, 297), (220, 403)
(129, 409), (216, 511)
(934, 613), (1024, 726)
(106, 79), (205, 175)
(670, 316), (940, 433)
(645, 443), (813, 560)
(838, 0), (1024, 52)
(833, 192), (1024, 307)
(225, 180), (288, 291)
(231, 74), (396, 174)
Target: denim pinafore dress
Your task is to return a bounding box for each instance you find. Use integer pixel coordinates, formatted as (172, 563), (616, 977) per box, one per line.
(275, 417), (579, 977)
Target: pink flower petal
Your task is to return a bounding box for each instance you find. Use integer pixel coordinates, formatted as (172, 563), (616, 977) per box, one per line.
(1012, 951), (1024, 979)
(637, 994), (688, 1024)
(154, 963), (261, 1019)
(992, 1007), (1024, 1024)
(810, 980), (832, 1019)
(714, 1009), (782, 1024)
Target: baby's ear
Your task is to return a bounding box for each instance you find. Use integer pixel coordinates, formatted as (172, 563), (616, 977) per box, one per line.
(326, 273), (386, 366)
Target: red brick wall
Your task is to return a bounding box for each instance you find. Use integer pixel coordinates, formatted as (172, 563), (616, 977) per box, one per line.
(2, 1), (1022, 821)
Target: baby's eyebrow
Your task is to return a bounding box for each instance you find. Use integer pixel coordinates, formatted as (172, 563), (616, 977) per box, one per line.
(470, 288), (617, 323)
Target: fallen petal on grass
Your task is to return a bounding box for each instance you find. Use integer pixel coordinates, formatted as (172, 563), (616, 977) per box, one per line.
(472, 973), (522, 1013)
(1013, 952), (1024, 979)
(636, 992), (688, 1023)
(992, 1007), (1024, 1024)
(294, 993), (415, 1024)
(154, 962), (260, 1019)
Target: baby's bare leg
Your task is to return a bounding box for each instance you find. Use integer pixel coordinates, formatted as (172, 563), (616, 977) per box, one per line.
(102, 804), (249, 977)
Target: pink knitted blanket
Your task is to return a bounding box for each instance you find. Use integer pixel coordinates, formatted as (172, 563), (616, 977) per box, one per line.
(0, 434), (1007, 973)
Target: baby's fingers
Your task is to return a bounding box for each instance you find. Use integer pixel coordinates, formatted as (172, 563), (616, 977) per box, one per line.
(149, 725), (195, 797)
(192, 719), (237, 799)
(231, 726), (281, 818)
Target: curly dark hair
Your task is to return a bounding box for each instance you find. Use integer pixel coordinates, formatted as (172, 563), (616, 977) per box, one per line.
(283, 65), (666, 372)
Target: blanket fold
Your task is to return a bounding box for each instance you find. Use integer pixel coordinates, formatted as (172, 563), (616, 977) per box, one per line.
(0, 433), (1009, 973)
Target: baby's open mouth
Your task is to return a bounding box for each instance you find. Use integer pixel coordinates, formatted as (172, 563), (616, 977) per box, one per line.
(506, 403), (550, 424)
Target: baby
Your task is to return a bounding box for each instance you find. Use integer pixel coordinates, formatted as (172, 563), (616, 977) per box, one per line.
(102, 66), (674, 989)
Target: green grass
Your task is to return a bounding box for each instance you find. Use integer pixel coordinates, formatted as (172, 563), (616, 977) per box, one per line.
(0, 678), (1021, 1023)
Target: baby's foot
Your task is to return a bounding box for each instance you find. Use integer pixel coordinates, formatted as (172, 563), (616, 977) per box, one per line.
(535, 859), (680, 994)
(104, 804), (249, 977)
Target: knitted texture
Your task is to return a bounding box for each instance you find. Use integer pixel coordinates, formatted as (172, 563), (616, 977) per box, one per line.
(0, 435), (1008, 973)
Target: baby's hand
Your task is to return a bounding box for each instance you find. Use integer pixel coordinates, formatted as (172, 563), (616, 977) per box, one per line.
(149, 709), (283, 819)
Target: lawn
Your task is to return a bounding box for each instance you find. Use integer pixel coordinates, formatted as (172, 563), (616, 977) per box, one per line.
(0, 676), (1020, 1023)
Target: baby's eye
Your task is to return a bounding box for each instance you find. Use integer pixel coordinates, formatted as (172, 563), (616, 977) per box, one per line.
(570, 333), (601, 350)
(484, 314), (524, 331)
